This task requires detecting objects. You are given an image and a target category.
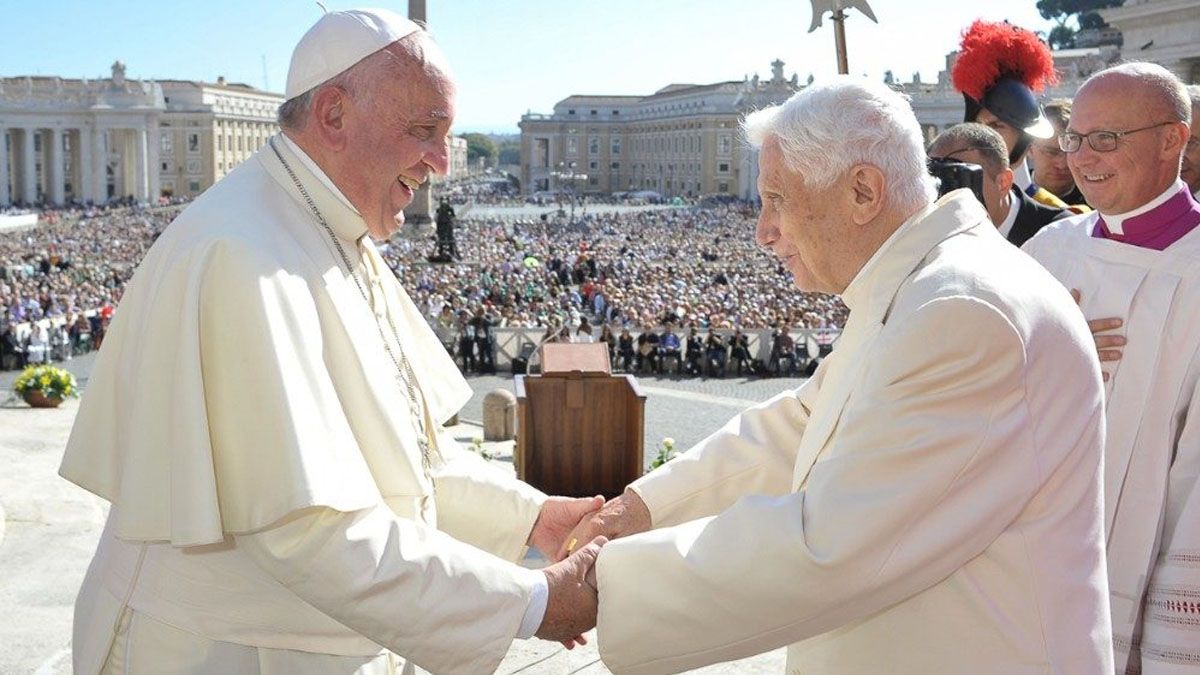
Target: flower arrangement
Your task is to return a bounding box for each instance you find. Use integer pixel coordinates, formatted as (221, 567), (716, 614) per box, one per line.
(13, 364), (79, 407)
(649, 437), (677, 471)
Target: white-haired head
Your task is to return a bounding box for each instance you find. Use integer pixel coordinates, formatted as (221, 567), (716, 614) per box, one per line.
(744, 77), (936, 212)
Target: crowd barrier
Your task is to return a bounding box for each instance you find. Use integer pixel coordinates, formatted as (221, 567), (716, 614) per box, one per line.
(485, 327), (841, 369)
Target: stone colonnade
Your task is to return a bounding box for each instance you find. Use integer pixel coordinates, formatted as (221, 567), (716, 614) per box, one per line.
(0, 118), (159, 207)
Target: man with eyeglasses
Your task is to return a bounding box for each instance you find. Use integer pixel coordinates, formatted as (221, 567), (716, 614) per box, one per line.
(1022, 62), (1200, 674)
(1028, 99), (1089, 208)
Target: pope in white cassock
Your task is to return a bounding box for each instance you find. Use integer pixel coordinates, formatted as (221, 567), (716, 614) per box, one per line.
(562, 79), (1115, 674)
(1023, 62), (1200, 674)
(58, 9), (607, 674)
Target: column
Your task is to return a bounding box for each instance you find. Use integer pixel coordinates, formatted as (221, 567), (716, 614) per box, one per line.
(0, 127), (10, 206)
(91, 125), (107, 203)
(134, 126), (148, 202)
(21, 128), (37, 204)
(78, 127), (93, 204)
(146, 116), (160, 202)
(49, 128), (65, 206)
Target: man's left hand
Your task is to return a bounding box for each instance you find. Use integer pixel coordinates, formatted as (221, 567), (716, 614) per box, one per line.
(528, 495), (604, 560)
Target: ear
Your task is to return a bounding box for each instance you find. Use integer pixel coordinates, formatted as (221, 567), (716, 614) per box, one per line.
(998, 166), (1014, 194)
(1162, 121), (1189, 157)
(847, 164), (886, 225)
(309, 85), (350, 151)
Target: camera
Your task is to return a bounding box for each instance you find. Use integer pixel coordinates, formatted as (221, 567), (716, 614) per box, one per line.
(928, 158), (986, 207)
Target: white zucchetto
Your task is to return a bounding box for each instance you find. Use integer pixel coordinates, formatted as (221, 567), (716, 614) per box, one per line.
(285, 7), (422, 100)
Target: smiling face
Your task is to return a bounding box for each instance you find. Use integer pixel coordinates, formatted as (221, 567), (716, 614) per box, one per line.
(755, 136), (843, 293)
(341, 52), (455, 240)
(1067, 74), (1187, 214)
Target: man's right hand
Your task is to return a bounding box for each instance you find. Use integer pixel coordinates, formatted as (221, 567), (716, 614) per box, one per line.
(536, 536), (607, 645)
(555, 488), (652, 562)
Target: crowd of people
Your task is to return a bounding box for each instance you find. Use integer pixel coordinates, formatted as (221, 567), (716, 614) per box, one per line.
(0, 204), (179, 369)
(0, 197), (849, 372)
(385, 203), (847, 335)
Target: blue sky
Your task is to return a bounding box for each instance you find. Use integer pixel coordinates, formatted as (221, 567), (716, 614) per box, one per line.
(4, 1), (1057, 133)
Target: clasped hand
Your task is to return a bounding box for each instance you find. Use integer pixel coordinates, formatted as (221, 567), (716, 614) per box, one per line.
(527, 490), (652, 646)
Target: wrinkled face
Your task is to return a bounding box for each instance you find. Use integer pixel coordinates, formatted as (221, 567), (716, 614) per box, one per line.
(343, 53), (455, 240)
(1028, 133), (1075, 197)
(975, 108), (1020, 159)
(1183, 107), (1200, 194)
(1068, 75), (1183, 215)
(755, 136), (844, 294)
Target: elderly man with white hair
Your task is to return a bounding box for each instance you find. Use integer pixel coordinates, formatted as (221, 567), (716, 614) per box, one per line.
(558, 77), (1113, 674)
(59, 8), (606, 675)
(1023, 62), (1200, 674)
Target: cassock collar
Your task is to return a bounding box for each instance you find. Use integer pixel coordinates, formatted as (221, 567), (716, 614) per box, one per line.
(1099, 179), (1186, 235)
(841, 189), (989, 324)
(262, 133), (370, 245)
(997, 188), (1020, 239)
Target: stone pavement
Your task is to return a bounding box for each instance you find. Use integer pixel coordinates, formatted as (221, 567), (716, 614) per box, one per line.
(0, 361), (803, 673)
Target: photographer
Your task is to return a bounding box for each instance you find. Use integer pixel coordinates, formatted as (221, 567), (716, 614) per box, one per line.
(929, 123), (1070, 247)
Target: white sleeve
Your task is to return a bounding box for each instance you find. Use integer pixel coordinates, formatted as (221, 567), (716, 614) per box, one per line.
(629, 377), (820, 528)
(236, 504), (538, 674)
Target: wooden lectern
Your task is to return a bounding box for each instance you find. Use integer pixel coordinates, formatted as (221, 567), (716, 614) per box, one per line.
(514, 343), (646, 499)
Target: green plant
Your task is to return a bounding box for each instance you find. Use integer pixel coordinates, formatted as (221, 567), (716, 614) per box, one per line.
(13, 364), (79, 400)
(649, 437), (677, 471)
(472, 436), (496, 461)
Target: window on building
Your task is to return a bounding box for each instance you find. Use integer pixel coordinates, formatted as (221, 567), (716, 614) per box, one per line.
(589, 176), (598, 185)
(566, 137), (578, 156)
(189, 181), (201, 193)
(568, 109), (576, 115)
(590, 109), (597, 116)
(217, 135), (224, 151)
(718, 163), (730, 173)
(612, 110), (619, 115)
(718, 182), (728, 193)
(610, 162), (619, 169)
(589, 160), (598, 170)
(161, 162), (169, 172)
(719, 135), (731, 155)
(611, 137), (621, 156)
(161, 133), (173, 154)
(588, 137), (599, 155)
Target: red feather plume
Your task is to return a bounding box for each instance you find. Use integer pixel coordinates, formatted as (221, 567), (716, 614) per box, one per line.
(951, 20), (1058, 101)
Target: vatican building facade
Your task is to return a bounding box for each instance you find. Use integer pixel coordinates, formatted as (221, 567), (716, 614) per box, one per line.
(0, 62), (282, 207)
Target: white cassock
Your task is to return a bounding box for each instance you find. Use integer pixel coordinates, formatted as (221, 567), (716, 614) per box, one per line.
(594, 190), (1113, 674)
(1024, 214), (1200, 674)
(59, 135), (548, 674)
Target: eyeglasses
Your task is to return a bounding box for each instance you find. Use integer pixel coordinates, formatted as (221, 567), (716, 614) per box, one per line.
(1058, 121), (1176, 153)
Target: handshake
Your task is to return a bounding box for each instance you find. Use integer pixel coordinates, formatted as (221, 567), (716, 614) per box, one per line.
(527, 489), (653, 646)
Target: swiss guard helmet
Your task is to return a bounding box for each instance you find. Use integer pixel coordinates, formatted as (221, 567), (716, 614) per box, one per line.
(952, 20), (1058, 164)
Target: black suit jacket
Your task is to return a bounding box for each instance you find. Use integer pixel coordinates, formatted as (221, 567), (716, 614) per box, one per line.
(1007, 185), (1072, 247)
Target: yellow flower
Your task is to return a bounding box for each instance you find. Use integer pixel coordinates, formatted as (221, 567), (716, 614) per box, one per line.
(40, 376), (51, 387)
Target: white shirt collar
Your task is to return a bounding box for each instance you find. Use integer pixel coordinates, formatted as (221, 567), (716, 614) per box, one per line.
(1012, 160), (1032, 191)
(278, 132), (361, 216)
(996, 190), (1020, 239)
(1101, 179), (1186, 235)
